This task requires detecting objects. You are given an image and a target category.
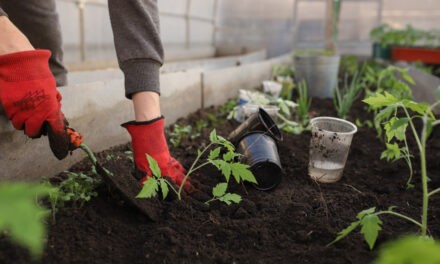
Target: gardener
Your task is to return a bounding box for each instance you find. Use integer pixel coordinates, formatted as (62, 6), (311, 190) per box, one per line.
(0, 0), (190, 190)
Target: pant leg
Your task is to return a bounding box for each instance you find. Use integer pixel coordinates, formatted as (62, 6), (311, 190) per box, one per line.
(0, 0), (67, 86)
(108, 0), (164, 98)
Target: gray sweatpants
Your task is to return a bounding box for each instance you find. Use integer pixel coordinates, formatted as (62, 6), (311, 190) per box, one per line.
(0, 0), (163, 97)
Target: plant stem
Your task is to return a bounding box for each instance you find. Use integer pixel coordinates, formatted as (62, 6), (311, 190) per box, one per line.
(177, 142), (214, 199)
(376, 211), (423, 229)
(428, 187), (440, 197)
(403, 106), (428, 236)
(204, 197), (219, 205)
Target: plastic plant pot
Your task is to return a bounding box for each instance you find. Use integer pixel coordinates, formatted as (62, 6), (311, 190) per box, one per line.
(242, 104), (280, 121)
(262, 80), (282, 98)
(228, 107), (283, 146)
(294, 54), (340, 99)
(308, 117), (357, 183)
(237, 132), (282, 191)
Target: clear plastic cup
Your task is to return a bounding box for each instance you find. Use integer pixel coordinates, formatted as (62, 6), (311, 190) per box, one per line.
(308, 117), (357, 183)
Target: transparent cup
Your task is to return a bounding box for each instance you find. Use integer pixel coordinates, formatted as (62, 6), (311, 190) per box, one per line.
(308, 117), (357, 183)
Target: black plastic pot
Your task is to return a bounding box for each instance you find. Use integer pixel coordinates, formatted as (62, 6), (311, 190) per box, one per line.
(237, 132), (282, 191)
(228, 107), (282, 146)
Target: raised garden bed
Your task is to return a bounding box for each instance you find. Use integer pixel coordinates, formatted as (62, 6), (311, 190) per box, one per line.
(1, 93), (439, 263)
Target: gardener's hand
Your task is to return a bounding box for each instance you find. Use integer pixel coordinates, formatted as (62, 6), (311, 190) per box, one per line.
(0, 49), (71, 160)
(122, 117), (194, 193)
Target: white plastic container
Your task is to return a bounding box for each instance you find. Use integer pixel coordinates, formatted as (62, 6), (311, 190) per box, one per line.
(262, 81), (282, 98)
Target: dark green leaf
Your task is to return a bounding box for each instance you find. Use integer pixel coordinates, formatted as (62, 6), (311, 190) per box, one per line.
(360, 214), (383, 250)
(328, 221), (361, 246)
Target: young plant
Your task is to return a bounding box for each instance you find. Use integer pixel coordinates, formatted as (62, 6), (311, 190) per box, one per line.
(137, 130), (257, 202)
(330, 91), (440, 249)
(374, 235), (440, 264)
(205, 182), (241, 205)
(169, 124), (192, 148)
(55, 171), (100, 209)
(362, 65), (415, 138)
(295, 80), (312, 126)
(0, 182), (57, 258)
(334, 70), (365, 119)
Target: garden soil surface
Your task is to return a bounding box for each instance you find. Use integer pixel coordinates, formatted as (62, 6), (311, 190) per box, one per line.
(1, 97), (440, 264)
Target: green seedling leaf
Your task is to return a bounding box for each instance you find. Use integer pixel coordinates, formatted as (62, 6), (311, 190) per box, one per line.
(363, 92), (399, 109)
(402, 100), (431, 116)
(387, 117), (408, 141)
(146, 154), (161, 178)
(136, 177), (158, 199)
(357, 207), (377, 219)
(219, 193), (242, 205)
(328, 221), (361, 246)
(210, 160), (232, 182)
(230, 163), (257, 184)
(209, 129), (218, 143)
(400, 70), (415, 85)
(380, 143), (401, 161)
(159, 179), (169, 200)
(0, 183), (54, 257)
(208, 147), (221, 160)
(223, 151), (238, 162)
(212, 182), (227, 198)
(360, 213), (383, 250)
(375, 236), (440, 264)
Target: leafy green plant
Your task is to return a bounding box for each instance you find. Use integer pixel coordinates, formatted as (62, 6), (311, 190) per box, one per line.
(374, 236), (440, 264)
(334, 69), (365, 119)
(363, 65), (414, 100)
(339, 55), (360, 77)
(294, 49), (334, 56)
(0, 182), (56, 258)
(218, 99), (238, 118)
(194, 120), (208, 137)
(137, 130), (257, 201)
(296, 80), (312, 126)
(277, 80), (311, 135)
(205, 182), (241, 205)
(330, 91), (440, 249)
(370, 23), (440, 48)
(51, 171), (100, 210)
(272, 64), (294, 79)
(169, 124), (192, 148)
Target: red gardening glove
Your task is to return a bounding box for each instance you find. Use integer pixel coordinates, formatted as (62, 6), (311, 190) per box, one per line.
(122, 117), (193, 192)
(0, 50), (70, 160)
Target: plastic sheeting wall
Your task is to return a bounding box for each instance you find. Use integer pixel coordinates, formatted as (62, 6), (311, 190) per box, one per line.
(55, 0), (440, 63)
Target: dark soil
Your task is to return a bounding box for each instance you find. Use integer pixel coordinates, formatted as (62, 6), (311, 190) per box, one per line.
(1, 97), (439, 264)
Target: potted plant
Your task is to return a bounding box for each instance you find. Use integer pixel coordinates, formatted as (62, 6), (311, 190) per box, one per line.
(293, 49), (341, 98)
(370, 24), (440, 64)
(293, 0), (341, 99)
